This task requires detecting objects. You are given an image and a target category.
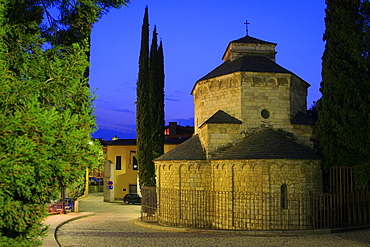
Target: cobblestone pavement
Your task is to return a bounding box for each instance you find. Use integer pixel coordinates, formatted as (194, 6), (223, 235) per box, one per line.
(57, 193), (370, 247)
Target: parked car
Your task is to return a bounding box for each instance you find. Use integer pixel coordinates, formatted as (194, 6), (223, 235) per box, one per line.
(123, 194), (141, 204)
(89, 177), (100, 185)
(48, 198), (74, 213)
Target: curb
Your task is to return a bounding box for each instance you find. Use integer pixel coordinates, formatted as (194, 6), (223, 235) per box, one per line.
(54, 213), (96, 246)
(134, 218), (370, 236)
(43, 212), (95, 247)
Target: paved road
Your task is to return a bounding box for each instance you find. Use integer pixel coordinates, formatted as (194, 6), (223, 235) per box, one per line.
(57, 193), (370, 247)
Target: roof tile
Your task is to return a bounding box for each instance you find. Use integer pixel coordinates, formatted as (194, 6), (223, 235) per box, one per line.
(155, 135), (206, 161)
(200, 110), (242, 127)
(198, 56), (292, 81)
(213, 128), (321, 160)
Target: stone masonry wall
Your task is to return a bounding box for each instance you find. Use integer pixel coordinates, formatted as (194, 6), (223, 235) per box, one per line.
(290, 75), (308, 118)
(193, 74), (242, 132)
(155, 159), (323, 230)
(193, 71), (314, 150)
(199, 123), (242, 158)
(223, 42), (276, 62)
(240, 72), (292, 131)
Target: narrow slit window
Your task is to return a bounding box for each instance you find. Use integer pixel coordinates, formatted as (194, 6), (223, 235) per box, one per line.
(116, 156), (122, 170)
(281, 184), (287, 209)
(130, 151), (138, 170)
(132, 156), (138, 170)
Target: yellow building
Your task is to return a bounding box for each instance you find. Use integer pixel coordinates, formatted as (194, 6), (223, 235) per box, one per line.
(103, 125), (192, 201)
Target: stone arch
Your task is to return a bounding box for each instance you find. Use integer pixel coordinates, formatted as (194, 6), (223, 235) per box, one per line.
(252, 163), (262, 172)
(195, 163), (202, 171)
(231, 75), (241, 88)
(179, 164), (186, 173)
(278, 162), (290, 170)
(231, 163), (237, 171)
(269, 163), (279, 172)
(252, 76), (264, 86)
(210, 80), (220, 91)
(279, 178), (294, 187)
(241, 74), (250, 85)
(277, 77), (288, 88)
(202, 83), (211, 95)
(241, 162), (251, 170)
(188, 163), (195, 171)
(194, 83), (211, 100)
(266, 77), (277, 88)
(232, 161), (243, 171)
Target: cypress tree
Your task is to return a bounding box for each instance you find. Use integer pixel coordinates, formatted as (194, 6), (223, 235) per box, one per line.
(153, 40), (165, 159)
(136, 7), (155, 188)
(150, 26), (165, 160)
(317, 0), (370, 187)
(137, 9), (165, 188)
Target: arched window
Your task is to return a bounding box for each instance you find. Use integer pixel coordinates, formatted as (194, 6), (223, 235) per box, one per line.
(281, 184), (287, 209)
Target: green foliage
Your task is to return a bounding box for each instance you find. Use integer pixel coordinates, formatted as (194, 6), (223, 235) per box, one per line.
(68, 172), (87, 201)
(136, 7), (154, 188)
(0, 0), (130, 245)
(317, 0), (370, 187)
(39, 0), (130, 46)
(136, 7), (165, 188)
(0, 40), (99, 245)
(150, 30), (165, 161)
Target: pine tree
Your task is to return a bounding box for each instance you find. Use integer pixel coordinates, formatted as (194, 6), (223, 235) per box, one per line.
(317, 0), (370, 187)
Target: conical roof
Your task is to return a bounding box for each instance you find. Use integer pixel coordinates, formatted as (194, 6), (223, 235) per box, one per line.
(198, 55), (292, 81)
(199, 110), (242, 127)
(213, 128), (321, 160)
(155, 135), (206, 161)
(230, 35), (276, 45)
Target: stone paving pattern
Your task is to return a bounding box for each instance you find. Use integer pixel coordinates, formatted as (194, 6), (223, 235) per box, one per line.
(56, 193), (370, 247)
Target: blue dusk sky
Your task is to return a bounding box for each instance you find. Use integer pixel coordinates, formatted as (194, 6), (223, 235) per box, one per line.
(89, 0), (326, 140)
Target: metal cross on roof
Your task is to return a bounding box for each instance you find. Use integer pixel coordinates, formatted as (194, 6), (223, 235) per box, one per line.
(244, 20), (250, 36)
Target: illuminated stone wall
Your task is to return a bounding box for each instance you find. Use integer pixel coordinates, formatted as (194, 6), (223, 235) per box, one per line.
(155, 159), (322, 230)
(192, 71), (314, 159)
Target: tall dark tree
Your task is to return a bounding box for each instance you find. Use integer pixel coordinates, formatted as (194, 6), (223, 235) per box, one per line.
(149, 26), (165, 160)
(317, 0), (370, 187)
(136, 7), (155, 188)
(136, 8), (165, 188)
(153, 40), (165, 159)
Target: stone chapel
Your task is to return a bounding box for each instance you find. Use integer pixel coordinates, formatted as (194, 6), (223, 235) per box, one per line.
(153, 35), (323, 230)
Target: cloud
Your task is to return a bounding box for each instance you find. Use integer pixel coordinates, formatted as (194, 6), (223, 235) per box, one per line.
(93, 98), (135, 115)
(113, 108), (135, 114)
(173, 90), (187, 94)
(93, 123), (137, 140)
(167, 117), (194, 127)
(165, 97), (179, 102)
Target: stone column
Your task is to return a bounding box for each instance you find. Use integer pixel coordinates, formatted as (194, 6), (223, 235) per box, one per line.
(104, 160), (115, 202)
